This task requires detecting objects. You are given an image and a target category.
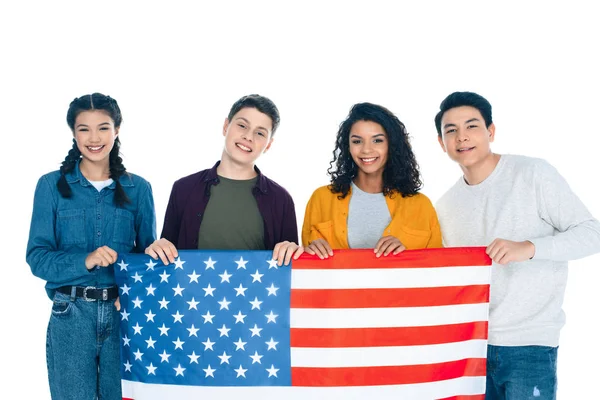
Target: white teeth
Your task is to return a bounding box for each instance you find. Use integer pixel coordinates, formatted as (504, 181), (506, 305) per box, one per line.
(236, 143), (251, 152)
(361, 157), (377, 162)
(88, 146), (103, 151)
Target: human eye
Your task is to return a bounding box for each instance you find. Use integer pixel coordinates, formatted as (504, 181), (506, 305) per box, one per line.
(374, 138), (385, 143)
(444, 128), (456, 135)
(467, 124), (478, 129)
(237, 123), (247, 129)
(256, 130), (266, 137)
(351, 139), (361, 144)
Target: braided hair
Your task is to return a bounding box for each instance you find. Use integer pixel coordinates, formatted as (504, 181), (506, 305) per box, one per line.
(58, 93), (130, 207)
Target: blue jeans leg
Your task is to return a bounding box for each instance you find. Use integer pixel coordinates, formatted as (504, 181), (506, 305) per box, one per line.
(486, 344), (558, 400)
(46, 292), (121, 400)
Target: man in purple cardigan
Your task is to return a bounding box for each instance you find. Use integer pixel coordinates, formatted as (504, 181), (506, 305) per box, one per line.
(146, 94), (301, 266)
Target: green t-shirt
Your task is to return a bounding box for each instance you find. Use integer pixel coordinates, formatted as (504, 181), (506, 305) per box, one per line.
(197, 175), (266, 250)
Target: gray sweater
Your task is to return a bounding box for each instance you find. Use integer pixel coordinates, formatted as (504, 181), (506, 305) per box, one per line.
(436, 154), (600, 346)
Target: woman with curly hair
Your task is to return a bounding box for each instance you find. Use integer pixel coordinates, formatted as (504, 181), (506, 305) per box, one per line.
(302, 102), (442, 258)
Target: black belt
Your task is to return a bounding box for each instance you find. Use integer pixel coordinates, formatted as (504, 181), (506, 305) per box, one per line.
(56, 286), (119, 301)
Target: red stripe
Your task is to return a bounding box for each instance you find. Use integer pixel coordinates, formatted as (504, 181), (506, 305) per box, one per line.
(439, 396), (486, 400)
(122, 398), (134, 400)
(291, 321), (488, 347)
(294, 247), (491, 270)
(292, 357), (486, 386)
(291, 285), (489, 308)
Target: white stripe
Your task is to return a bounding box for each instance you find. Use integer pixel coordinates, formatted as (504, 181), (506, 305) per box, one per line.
(290, 339), (487, 367)
(290, 303), (489, 328)
(292, 266), (490, 289)
(122, 376), (485, 399)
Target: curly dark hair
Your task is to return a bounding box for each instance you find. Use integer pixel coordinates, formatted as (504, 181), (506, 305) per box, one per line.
(57, 93), (130, 207)
(328, 102), (422, 199)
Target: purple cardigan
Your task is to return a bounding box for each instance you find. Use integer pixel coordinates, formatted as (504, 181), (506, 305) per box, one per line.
(160, 161), (298, 250)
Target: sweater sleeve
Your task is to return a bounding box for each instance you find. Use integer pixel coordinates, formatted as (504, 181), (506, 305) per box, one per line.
(301, 189), (322, 247)
(529, 160), (600, 261)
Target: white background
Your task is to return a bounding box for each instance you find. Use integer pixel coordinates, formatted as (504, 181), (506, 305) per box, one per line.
(1, 1), (598, 398)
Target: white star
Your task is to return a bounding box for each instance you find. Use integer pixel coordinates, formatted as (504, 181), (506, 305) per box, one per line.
(187, 351), (200, 364)
(218, 351), (232, 364)
(172, 337), (185, 350)
(132, 296), (143, 309)
(145, 284), (156, 296)
(235, 256), (248, 269)
(159, 350), (171, 363)
(187, 270), (201, 283)
(233, 311), (247, 324)
(250, 351), (263, 364)
(158, 323), (170, 336)
(249, 297), (263, 310)
(234, 283), (248, 297)
(186, 297), (200, 310)
(265, 311), (278, 323)
(132, 323), (143, 335)
(122, 335), (131, 347)
(202, 337), (215, 351)
(266, 337), (279, 350)
(145, 336), (157, 349)
(120, 309), (130, 321)
(204, 257), (217, 270)
(145, 310), (156, 322)
(249, 324), (262, 337)
(173, 257), (186, 270)
(235, 364), (248, 378)
(218, 297), (231, 310)
(267, 259), (278, 269)
(203, 284), (216, 297)
(187, 324), (199, 337)
(173, 364), (186, 377)
(119, 283), (130, 295)
(158, 297), (170, 309)
(266, 283), (279, 296)
(145, 259), (157, 271)
(133, 349), (144, 361)
(132, 272), (143, 283)
(123, 360), (132, 372)
(217, 324), (231, 337)
(266, 364), (279, 377)
(159, 270), (170, 283)
(233, 337), (247, 351)
(146, 362), (157, 375)
(118, 260), (128, 271)
(219, 270), (232, 283)
(202, 311), (215, 324)
(250, 269), (264, 283)
(172, 284), (185, 297)
(203, 364), (216, 378)
(172, 311), (184, 323)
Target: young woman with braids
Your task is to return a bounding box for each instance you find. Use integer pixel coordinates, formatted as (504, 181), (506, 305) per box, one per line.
(302, 102), (442, 258)
(26, 93), (156, 400)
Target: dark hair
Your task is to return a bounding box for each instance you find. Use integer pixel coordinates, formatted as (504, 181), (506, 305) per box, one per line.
(435, 91), (493, 137)
(328, 102), (422, 199)
(58, 93), (130, 207)
(227, 94), (281, 135)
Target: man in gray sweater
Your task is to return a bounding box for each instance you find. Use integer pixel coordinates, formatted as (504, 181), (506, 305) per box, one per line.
(434, 91), (600, 400)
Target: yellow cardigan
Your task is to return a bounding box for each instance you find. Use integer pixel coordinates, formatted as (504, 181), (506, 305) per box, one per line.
(301, 185), (442, 249)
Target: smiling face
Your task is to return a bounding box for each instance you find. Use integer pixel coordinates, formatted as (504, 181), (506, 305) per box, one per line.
(438, 106), (496, 170)
(222, 107), (274, 167)
(349, 120), (389, 179)
(73, 110), (118, 170)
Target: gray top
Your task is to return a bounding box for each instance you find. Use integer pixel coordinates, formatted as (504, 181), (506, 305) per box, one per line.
(197, 176), (265, 250)
(347, 182), (391, 249)
(436, 154), (600, 346)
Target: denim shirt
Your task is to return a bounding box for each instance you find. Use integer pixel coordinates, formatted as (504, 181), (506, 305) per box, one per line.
(26, 162), (157, 298)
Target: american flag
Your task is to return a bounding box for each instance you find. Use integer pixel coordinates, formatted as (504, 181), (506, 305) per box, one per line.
(116, 247), (491, 400)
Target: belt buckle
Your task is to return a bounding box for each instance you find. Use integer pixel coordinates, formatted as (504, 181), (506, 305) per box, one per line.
(82, 286), (96, 301)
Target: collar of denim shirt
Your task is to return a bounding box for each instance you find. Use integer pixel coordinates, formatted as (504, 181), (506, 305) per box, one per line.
(65, 159), (135, 188)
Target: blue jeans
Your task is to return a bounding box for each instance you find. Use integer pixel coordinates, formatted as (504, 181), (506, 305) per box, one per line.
(46, 291), (121, 400)
(486, 345), (558, 400)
